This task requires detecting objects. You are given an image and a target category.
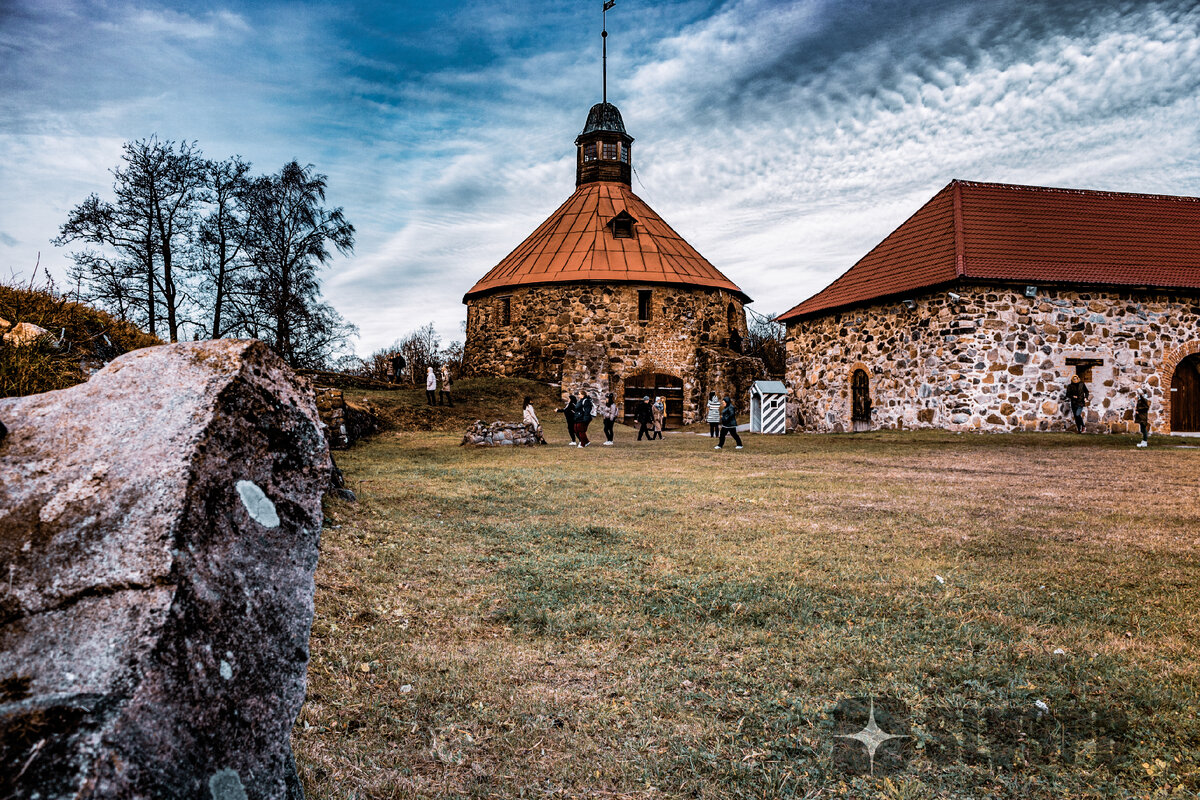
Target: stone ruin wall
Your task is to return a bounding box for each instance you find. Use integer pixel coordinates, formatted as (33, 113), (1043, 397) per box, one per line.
(314, 387), (349, 449)
(461, 419), (546, 446)
(785, 285), (1200, 434)
(464, 283), (758, 423)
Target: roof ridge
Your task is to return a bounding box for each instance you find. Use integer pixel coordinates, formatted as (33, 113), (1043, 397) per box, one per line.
(954, 179), (1200, 204)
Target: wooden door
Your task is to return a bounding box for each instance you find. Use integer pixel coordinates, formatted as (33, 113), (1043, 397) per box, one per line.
(622, 373), (684, 425)
(1171, 354), (1200, 432)
(851, 369), (871, 422)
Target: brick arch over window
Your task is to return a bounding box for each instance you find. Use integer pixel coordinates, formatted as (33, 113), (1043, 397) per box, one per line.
(847, 361), (872, 382)
(1161, 340), (1200, 433)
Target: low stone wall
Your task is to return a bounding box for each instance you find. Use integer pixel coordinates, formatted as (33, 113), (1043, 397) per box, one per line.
(314, 387), (350, 449)
(461, 420), (546, 446)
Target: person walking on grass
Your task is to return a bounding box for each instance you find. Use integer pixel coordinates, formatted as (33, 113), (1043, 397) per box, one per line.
(636, 395), (654, 441)
(574, 391), (595, 448)
(715, 396), (743, 450)
(706, 391), (721, 438)
(523, 395), (541, 434)
(651, 396), (665, 440)
(1065, 374), (1089, 433)
(556, 392), (578, 445)
(600, 392), (618, 445)
(439, 363), (454, 407)
(1135, 387), (1151, 448)
(425, 366), (437, 406)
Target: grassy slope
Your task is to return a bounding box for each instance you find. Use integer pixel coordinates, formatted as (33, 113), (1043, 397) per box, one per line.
(0, 284), (160, 397)
(294, 388), (1200, 799)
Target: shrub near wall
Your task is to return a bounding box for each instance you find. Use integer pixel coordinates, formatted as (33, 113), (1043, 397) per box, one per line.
(785, 285), (1200, 434)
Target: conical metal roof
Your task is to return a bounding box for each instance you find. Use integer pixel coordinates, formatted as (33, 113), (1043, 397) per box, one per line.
(464, 181), (749, 302)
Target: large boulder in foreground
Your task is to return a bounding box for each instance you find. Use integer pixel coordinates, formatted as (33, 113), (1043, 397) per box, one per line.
(0, 340), (330, 799)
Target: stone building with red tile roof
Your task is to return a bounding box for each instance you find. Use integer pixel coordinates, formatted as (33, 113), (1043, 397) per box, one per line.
(462, 102), (764, 424)
(777, 180), (1200, 435)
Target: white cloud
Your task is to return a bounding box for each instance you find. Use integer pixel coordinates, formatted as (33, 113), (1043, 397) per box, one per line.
(4, 0), (1200, 355)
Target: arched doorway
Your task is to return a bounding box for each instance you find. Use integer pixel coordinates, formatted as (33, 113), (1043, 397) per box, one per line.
(851, 368), (871, 431)
(623, 373), (684, 425)
(1171, 353), (1200, 432)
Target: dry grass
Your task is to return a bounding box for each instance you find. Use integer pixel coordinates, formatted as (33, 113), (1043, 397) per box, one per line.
(294, 414), (1200, 799)
(0, 282), (159, 397)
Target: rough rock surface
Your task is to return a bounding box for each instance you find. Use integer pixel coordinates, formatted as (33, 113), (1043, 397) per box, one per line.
(3, 321), (50, 346)
(461, 419), (546, 446)
(0, 339), (329, 799)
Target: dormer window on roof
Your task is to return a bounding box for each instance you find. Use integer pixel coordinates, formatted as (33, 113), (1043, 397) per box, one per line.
(608, 211), (637, 239)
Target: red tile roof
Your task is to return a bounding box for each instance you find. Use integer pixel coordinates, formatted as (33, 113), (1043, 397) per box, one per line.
(776, 180), (1200, 322)
(463, 181), (750, 302)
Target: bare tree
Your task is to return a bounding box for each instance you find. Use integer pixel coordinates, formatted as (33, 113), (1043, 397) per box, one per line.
(55, 190), (155, 333)
(55, 137), (204, 342)
(242, 161), (356, 367)
(744, 307), (786, 376)
(194, 156), (252, 338)
(397, 323), (441, 383)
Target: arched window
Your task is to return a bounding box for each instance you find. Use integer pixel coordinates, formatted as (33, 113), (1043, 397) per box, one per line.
(851, 369), (871, 422)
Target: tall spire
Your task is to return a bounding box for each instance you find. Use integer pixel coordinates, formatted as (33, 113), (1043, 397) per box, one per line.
(602, 0), (615, 104)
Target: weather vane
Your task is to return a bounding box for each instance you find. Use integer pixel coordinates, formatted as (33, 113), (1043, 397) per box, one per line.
(603, 0), (615, 104)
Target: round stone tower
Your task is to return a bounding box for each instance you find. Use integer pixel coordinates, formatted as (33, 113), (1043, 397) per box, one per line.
(462, 102), (761, 424)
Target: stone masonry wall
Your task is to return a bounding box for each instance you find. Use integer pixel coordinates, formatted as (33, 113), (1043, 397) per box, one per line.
(460, 419), (547, 446)
(464, 283), (755, 423)
(785, 285), (1200, 434)
(314, 387), (349, 449)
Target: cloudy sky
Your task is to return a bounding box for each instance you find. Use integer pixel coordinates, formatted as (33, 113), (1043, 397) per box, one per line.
(2, 0), (1198, 354)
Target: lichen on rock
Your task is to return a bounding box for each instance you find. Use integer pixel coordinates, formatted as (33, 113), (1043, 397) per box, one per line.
(0, 339), (328, 799)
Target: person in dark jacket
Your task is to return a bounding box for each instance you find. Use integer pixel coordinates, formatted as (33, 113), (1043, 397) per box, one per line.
(556, 393), (578, 445)
(390, 353), (406, 384)
(635, 395), (654, 441)
(574, 391), (595, 447)
(1135, 387), (1151, 447)
(1065, 375), (1089, 433)
(715, 396), (743, 450)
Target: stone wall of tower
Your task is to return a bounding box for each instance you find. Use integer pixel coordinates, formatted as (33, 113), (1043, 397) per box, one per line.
(463, 283), (760, 423)
(784, 284), (1200, 434)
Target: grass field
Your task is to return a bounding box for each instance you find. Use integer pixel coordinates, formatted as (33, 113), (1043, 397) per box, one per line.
(293, 404), (1200, 799)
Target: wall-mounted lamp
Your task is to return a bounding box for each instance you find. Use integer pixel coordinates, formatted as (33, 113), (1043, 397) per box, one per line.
(903, 299), (916, 310)
(1025, 285), (1038, 298)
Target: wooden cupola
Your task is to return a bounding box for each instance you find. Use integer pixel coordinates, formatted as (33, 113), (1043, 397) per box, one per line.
(575, 102), (634, 187)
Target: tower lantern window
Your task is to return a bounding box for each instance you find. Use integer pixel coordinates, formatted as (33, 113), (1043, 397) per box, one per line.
(603, 141), (618, 160)
(620, 144), (629, 163)
(583, 143), (597, 162)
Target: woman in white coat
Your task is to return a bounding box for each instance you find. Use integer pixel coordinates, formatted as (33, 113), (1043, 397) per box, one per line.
(425, 366), (437, 406)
